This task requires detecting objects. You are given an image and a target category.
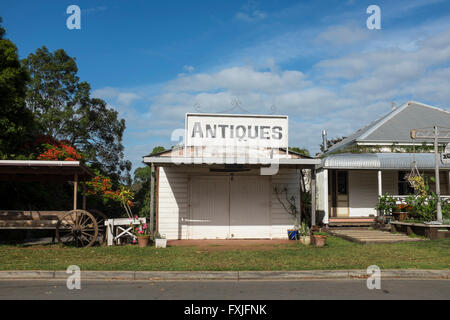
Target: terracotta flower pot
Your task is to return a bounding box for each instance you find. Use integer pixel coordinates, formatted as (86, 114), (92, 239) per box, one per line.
(311, 235), (327, 247)
(393, 212), (408, 221)
(137, 235), (150, 248)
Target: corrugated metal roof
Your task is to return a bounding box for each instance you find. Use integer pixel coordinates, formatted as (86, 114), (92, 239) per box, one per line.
(322, 153), (380, 168)
(321, 153), (450, 170)
(325, 101), (450, 154)
(362, 102), (450, 142)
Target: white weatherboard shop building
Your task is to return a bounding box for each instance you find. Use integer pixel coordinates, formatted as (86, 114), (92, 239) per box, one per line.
(143, 113), (320, 240)
(144, 102), (450, 239)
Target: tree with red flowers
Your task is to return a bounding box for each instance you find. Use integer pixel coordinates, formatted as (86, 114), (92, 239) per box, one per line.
(86, 173), (134, 208)
(37, 140), (82, 161)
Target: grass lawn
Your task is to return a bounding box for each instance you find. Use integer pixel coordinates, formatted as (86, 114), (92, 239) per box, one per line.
(0, 236), (449, 271)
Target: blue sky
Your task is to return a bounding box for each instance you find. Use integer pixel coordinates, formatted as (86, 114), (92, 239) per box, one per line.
(1, 0), (450, 170)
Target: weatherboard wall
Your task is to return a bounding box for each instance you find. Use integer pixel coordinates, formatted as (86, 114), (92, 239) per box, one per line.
(157, 166), (300, 240)
(348, 171), (396, 217)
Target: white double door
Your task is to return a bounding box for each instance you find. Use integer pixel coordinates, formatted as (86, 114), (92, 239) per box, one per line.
(188, 176), (271, 239)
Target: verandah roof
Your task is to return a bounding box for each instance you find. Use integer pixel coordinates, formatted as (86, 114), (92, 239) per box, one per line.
(320, 153), (450, 170)
(0, 160), (95, 181)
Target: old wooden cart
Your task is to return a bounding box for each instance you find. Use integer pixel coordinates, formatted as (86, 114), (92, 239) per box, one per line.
(0, 160), (107, 247)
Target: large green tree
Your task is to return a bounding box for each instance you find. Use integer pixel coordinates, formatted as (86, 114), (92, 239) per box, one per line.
(0, 18), (35, 156)
(22, 46), (131, 181)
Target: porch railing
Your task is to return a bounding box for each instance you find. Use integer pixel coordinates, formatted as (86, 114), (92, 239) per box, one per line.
(389, 195), (450, 205)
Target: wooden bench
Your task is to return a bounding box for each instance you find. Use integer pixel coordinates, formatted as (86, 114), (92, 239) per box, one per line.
(0, 210), (67, 229)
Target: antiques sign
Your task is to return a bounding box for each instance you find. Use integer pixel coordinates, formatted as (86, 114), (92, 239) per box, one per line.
(186, 113), (288, 148)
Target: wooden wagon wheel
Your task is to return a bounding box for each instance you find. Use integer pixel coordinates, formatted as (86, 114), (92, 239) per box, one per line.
(56, 210), (98, 248)
(88, 209), (108, 244)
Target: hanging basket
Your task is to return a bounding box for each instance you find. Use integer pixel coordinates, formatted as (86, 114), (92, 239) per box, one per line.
(405, 160), (427, 196)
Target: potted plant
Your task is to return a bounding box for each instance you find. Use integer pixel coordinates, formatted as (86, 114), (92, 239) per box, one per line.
(392, 203), (412, 221)
(154, 232), (167, 248)
(131, 218), (150, 248)
(299, 223), (310, 245)
(375, 194), (396, 216)
(310, 229), (328, 247)
(375, 193), (397, 227)
(299, 221), (310, 245)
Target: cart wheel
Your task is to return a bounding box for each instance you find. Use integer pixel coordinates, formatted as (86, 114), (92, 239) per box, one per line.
(56, 210), (98, 248)
(89, 209), (107, 244)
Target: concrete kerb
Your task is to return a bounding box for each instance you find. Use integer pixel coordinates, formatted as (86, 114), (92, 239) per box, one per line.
(237, 271), (351, 280)
(0, 270), (448, 280)
(134, 271), (239, 280)
(0, 271), (55, 279)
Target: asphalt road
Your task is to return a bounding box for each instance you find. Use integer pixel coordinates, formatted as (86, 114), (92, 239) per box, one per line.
(0, 279), (449, 300)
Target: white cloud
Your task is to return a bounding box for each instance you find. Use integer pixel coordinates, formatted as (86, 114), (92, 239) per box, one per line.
(401, 68), (450, 104)
(235, 10), (267, 22)
(390, 0), (446, 13)
(166, 66), (309, 94)
(317, 24), (370, 45)
(314, 29), (450, 102)
(91, 87), (118, 100)
(117, 92), (141, 107)
(92, 87), (141, 107)
(235, 0), (267, 23)
(91, 88), (149, 134)
(83, 6), (108, 15)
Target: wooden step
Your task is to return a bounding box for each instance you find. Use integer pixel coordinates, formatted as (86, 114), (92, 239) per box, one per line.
(329, 217), (376, 227)
(329, 229), (425, 244)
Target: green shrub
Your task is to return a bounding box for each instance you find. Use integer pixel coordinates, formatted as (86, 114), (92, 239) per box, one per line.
(375, 194), (397, 214)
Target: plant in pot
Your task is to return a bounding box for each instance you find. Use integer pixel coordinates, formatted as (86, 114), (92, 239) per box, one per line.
(405, 176), (441, 223)
(375, 193), (397, 224)
(299, 221), (310, 245)
(274, 186), (299, 240)
(393, 203), (413, 221)
(311, 231), (328, 247)
(309, 226), (328, 247)
(131, 218), (150, 247)
(153, 232), (167, 248)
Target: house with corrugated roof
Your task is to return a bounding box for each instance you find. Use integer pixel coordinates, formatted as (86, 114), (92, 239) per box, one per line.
(316, 101), (450, 226)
